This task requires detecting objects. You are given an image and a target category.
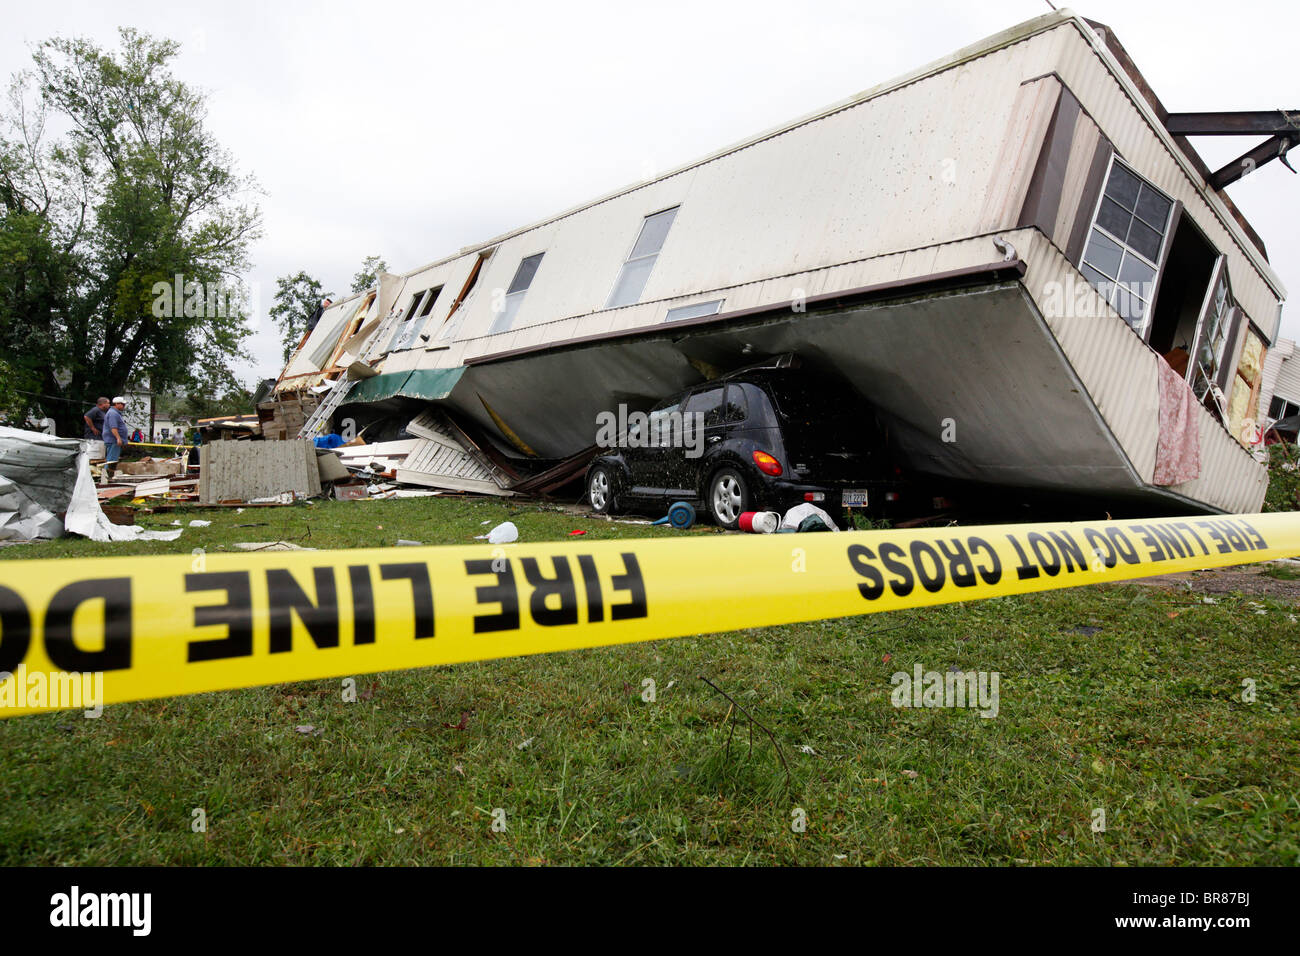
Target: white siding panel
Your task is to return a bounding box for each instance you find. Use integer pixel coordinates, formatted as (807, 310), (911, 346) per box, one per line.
(1272, 343), (1300, 402)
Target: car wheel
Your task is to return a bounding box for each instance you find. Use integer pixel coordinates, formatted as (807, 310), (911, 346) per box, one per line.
(588, 464), (617, 514)
(708, 466), (750, 530)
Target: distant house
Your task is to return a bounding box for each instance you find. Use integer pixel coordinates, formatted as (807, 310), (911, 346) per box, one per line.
(1261, 338), (1299, 425)
(274, 10), (1295, 513)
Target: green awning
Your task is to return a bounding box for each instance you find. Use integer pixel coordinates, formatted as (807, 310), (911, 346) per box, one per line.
(344, 367), (466, 405)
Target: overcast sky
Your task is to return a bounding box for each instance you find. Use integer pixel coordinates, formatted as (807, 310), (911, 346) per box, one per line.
(5, 0), (1299, 385)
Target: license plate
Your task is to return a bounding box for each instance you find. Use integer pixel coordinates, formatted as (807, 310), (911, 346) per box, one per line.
(842, 489), (869, 507)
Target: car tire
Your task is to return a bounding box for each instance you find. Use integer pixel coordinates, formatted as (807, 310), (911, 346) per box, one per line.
(588, 464), (618, 515)
(708, 466), (751, 530)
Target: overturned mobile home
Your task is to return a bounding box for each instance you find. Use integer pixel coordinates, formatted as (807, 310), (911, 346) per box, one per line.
(274, 9), (1295, 513)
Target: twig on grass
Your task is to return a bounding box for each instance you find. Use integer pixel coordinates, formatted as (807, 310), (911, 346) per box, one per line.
(699, 676), (791, 788)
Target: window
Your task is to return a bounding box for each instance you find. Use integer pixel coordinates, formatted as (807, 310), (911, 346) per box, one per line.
(1080, 160), (1173, 333)
(392, 287), (443, 351)
(683, 386), (725, 428)
(437, 249), (493, 342)
(665, 299), (723, 322)
(641, 397), (682, 447)
(1270, 395), (1300, 421)
(1188, 261), (1233, 405)
(722, 385), (747, 424)
(489, 253), (544, 334)
(607, 207), (678, 308)
(386, 290), (428, 352)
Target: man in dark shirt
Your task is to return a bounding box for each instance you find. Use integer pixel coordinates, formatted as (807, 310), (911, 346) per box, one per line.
(83, 397), (110, 440)
(100, 397), (130, 484)
(305, 298), (332, 335)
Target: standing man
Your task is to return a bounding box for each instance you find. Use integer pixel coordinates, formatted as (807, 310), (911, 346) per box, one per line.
(83, 397), (110, 440)
(101, 397), (131, 485)
(83, 396), (110, 461)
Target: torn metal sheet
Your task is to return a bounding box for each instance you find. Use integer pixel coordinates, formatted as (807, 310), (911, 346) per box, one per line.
(0, 426), (181, 543)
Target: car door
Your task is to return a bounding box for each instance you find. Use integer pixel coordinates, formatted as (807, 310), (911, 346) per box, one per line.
(625, 395), (684, 497)
(674, 386), (726, 496)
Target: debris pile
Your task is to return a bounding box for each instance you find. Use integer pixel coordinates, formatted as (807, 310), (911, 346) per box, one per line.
(0, 426), (182, 543)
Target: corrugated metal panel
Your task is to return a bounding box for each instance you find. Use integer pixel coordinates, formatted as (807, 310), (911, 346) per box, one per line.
(1021, 230), (1267, 512)
(1168, 406), (1269, 513)
(1021, 230), (1158, 480)
(1257, 339), (1288, 414)
(1051, 110), (1102, 245)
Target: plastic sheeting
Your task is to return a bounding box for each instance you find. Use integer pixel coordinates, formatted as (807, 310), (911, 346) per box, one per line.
(0, 426), (182, 543)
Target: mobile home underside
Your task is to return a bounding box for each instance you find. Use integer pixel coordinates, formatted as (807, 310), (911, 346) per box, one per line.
(438, 248), (1262, 514)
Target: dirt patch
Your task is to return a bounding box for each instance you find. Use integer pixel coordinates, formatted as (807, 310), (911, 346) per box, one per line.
(1135, 561), (1300, 601)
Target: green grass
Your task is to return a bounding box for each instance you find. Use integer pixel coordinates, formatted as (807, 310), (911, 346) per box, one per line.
(1, 497), (1297, 865)
(1263, 563), (1300, 581)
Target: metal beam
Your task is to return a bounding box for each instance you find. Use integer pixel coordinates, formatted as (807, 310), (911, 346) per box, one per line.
(1166, 110), (1300, 136)
(1209, 134), (1298, 189)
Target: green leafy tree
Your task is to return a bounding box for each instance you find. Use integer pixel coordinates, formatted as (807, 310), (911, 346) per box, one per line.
(269, 270), (332, 362)
(0, 28), (262, 436)
(0, 357), (27, 423)
(178, 382), (255, 420)
(350, 254), (387, 294)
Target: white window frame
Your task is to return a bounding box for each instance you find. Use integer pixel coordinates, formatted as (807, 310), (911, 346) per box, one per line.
(1269, 395), (1300, 422)
(489, 252), (545, 335)
(394, 286), (442, 351)
(665, 299), (724, 323)
(1078, 156), (1175, 337)
(606, 206), (679, 309)
(1187, 258), (1234, 404)
(436, 249), (495, 343)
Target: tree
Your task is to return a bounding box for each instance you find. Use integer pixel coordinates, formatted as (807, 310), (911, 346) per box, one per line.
(176, 382), (255, 420)
(0, 29), (262, 436)
(350, 254), (387, 294)
(269, 270), (332, 362)
(0, 357), (26, 423)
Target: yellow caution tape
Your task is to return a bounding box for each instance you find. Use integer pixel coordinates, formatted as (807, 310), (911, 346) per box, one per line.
(1, 513), (1297, 717)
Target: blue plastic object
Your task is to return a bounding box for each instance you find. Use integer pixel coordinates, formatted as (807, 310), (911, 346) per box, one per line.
(668, 501), (696, 530)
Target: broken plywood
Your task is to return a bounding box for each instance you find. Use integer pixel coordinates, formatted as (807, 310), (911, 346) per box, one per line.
(200, 439), (321, 504)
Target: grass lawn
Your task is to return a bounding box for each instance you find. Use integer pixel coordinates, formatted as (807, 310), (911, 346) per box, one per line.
(1, 497), (1297, 865)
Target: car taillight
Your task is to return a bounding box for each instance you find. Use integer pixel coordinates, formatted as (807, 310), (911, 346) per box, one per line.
(753, 450), (782, 476)
(803, 492), (824, 502)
